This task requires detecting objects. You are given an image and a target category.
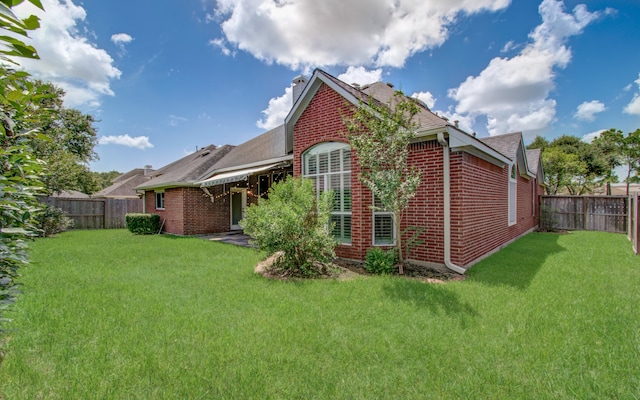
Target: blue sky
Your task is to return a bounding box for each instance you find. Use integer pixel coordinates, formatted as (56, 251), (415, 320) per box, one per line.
(12, 0), (640, 173)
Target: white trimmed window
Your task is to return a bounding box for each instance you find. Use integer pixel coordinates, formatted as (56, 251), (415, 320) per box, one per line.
(373, 195), (395, 245)
(508, 164), (516, 225)
(155, 191), (165, 210)
(303, 142), (351, 244)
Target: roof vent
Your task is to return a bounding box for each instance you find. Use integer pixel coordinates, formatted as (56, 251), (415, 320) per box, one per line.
(454, 120), (459, 128)
(441, 116), (449, 122)
(200, 150), (210, 157)
(386, 82), (394, 88)
(352, 83), (360, 89)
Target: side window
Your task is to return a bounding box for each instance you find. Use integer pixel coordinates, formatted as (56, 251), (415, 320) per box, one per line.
(155, 191), (165, 210)
(373, 195), (394, 245)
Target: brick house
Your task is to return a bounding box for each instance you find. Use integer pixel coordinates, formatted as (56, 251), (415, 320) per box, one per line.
(284, 69), (544, 272)
(135, 126), (292, 235)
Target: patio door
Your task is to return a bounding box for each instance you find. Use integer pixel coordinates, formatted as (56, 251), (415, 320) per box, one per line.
(230, 188), (246, 230)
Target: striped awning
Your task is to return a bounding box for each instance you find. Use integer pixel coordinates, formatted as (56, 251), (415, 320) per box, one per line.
(198, 163), (281, 187)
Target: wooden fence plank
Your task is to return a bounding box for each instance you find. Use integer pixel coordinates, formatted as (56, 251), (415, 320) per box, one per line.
(39, 197), (143, 229)
(540, 195), (627, 233)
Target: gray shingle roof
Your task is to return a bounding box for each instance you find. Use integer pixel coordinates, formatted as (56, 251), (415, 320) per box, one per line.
(202, 125), (287, 174)
(93, 171), (151, 198)
(526, 148), (542, 173)
(136, 144), (234, 190)
(478, 132), (523, 160)
(317, 70), (450, 133)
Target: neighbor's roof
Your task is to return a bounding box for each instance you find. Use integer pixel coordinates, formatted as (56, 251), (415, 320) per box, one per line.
(93, 170), (151, 198)
(136, 144), (234, 190)
(51, 190), (89, 198)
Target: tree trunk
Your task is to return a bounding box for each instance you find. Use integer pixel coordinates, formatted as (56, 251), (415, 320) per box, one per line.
(396, 211), (403, 274)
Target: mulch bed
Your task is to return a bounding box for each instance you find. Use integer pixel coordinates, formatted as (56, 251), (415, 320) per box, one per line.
(255, 254), (465, 283)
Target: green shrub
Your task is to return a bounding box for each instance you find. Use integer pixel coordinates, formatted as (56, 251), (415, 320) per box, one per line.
(364, 247), (398, 274)
(240, 177), (337, 276)
(35, 204), (73, 237)
(126, 213), (160, 235)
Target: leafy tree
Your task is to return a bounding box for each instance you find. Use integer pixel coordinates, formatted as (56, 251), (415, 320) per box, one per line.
(527, 135), (549, 150)
(0, 0), (45, 334)
(91, 170), (122, 192)
(21, 80), (99, 194)
(241, 178), (337, 277)
(344, 91), (421, 273)
(542, 147), (586, 195)
(592, 129), (623, 195)
(620, 129), (640, 194)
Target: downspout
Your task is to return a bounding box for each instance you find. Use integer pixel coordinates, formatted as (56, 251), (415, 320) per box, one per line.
(437, 132), (467, 275)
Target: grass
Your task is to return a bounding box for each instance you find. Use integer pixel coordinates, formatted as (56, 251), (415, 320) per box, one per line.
(1, 229), (639, 399)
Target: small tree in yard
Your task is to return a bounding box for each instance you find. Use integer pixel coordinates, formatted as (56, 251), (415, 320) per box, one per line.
(344, 91), (421, 274)
(240, 177), (337, 277)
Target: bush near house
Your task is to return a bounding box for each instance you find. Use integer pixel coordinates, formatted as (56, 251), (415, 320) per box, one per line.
(241, 177), (336, 276)
(364, 247), (398, 274)
(125, 213), (160, 235)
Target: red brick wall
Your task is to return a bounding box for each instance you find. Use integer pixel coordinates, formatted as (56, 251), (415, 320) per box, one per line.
(145, 187), (230, 235)
(292, 82), (540, 267)
(451, 153), (539, 266)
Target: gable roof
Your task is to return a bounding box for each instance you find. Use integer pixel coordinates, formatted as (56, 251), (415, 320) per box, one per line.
(479, 132), (535, 178)
(136, 144), (234, 190)
(285, 68), (511, 168)
(93, 170), (151, 198)
(286, 69), (451, 154)
(526, 148), (543, 181)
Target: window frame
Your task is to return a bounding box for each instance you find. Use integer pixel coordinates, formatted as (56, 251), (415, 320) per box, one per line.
(155, 191), (165, 210)
(372, 194), (395, 246)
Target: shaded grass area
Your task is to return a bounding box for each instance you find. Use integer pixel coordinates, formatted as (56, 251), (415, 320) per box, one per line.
(1, 230), (639, 398)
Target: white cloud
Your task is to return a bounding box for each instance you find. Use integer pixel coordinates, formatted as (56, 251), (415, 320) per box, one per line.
(574, 100), (606, 121)
(169, 115), (188, 126)
(500, 40), (517, 53)
(13, 0), (121, 108)
(257, 86), (292, 130)
(209, 38), (233, 56)
(337, 66), (382, 86)
(111, 33), (133, 52)
(623, 73), (640, 116)
(111, 33), (133, 45)
(412, 91), (437, 109)
(213, 0), (511, 69)
(581, 129), (605, 143)
(448, 0), (600, 138)
(99, 134), (153, 149)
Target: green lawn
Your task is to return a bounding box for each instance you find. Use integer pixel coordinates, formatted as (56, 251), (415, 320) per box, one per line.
(1, 230), (639, 399)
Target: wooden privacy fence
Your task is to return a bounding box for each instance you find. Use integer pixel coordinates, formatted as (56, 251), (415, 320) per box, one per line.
(39, 197), (143, 229)
(540, 195), (628, 233)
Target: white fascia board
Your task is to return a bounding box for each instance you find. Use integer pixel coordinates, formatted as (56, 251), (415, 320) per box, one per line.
(285, 71), (362, 153)
(446, 127), (511, 167)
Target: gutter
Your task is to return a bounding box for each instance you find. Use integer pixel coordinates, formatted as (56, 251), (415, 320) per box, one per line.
(437, 132), (467, 275)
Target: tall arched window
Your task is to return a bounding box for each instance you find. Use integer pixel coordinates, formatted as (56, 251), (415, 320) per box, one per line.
(303, 142), (351, 244)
